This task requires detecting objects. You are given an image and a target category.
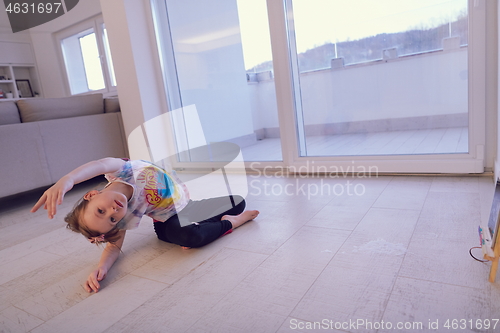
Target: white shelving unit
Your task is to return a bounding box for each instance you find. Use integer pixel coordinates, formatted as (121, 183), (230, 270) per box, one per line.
(0, 64), (42, 100)
(0, 65), (15, 100)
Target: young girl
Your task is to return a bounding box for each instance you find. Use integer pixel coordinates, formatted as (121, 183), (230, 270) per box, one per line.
(31, 157), (259, 293)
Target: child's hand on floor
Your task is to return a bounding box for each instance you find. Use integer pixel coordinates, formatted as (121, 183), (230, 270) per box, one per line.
(85, 267), (108, 293)
(31, 176), (74, 219)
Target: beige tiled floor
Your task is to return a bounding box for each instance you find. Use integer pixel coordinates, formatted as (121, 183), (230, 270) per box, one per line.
(1, 174), (499, 333)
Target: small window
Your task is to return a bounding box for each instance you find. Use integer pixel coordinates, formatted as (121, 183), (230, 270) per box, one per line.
(58, 17), (116, 95)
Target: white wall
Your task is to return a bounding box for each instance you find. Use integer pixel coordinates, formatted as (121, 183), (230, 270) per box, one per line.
(495, 0), (500, 180)
(100, 0), (180, 162)
(0, 9), (31, 43)
(28, 0), (102, 98)
(247, 81), (279, 136)
(483, 0), (497, 173)
(251, 48), (468, 130)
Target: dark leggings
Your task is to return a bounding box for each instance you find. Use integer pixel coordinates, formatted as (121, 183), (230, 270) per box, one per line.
(153, 195), (245, 248)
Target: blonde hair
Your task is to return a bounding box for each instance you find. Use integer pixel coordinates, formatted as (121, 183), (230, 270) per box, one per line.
(64, 195), (122, 245)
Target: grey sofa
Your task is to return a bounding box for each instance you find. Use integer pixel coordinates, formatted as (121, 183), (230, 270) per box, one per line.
(0, 93), (128, 198)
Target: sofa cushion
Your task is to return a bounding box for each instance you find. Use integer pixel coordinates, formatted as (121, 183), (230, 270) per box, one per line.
(104, 97), (120, 113)
(17, 93), (104, 122)
(39, 113), (127, 183)
(0, 101), (21, 125)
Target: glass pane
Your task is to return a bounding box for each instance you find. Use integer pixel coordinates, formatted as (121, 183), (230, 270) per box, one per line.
(102, 25), (117, 87)
(79, 33), (105, 91)
(61, 28), (92, 95)
(61, 29), (105, 94)
(287, 0), (468, 157)
(151, 0), (282, 162)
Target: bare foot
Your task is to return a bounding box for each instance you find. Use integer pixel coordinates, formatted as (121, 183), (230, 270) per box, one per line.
(222, 210), (259, 229)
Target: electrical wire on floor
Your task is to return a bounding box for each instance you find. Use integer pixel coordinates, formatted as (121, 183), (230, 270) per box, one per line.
(469, 246), (489, 263)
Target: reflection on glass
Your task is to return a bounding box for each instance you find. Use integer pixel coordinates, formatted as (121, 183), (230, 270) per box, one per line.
(152, 0), (282, 162)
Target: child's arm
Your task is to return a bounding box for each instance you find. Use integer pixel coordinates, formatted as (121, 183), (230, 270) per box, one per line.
(85, 229), (126, 293)
(31, 157), (126, 219)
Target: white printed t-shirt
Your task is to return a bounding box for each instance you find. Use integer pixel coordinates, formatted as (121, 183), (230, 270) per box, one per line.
(104, 160), (190, 230)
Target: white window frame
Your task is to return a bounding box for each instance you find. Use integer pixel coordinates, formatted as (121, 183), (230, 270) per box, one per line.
(56, 15), (117, 96)
(266, 0), (486, 174)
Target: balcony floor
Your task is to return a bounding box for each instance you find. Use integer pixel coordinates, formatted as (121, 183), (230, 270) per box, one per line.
(242, 127), (468, 161)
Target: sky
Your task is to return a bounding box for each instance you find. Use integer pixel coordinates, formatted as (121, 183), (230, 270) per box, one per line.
(237, 0), (467, 70)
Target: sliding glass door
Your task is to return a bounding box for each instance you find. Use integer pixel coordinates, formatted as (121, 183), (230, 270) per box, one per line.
(286, 0), (468, 157)
(151, 0), (282, 163)
(150, 0), (485, 174)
